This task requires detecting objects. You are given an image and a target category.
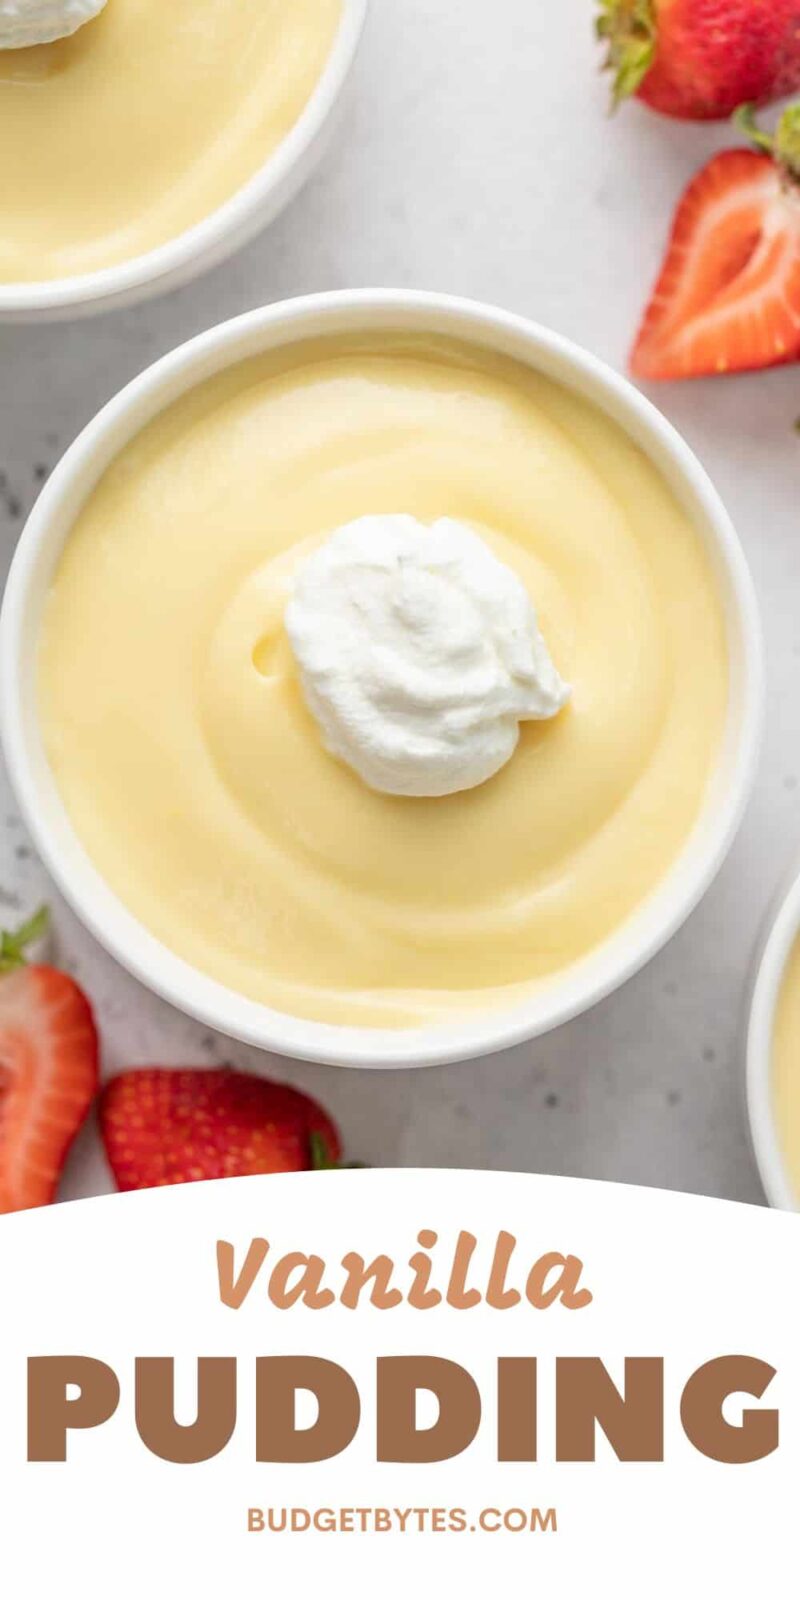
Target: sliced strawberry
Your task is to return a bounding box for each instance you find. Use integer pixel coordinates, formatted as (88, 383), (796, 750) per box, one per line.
(99, 1068), (343, 1192)
(631, 108), (800, 380)
(0, 908), (99, 1214)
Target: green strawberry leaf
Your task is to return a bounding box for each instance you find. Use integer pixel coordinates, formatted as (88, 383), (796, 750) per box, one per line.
(596, 0), (656, 108)
(0, 904), (49, 974)
(309, 1131), (365, 1172)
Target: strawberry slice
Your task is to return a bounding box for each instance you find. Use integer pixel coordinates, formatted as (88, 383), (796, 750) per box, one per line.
(100, 1068), (344, 1192)
(0, 908), (99, 1214)
(631, 104), (800, 380)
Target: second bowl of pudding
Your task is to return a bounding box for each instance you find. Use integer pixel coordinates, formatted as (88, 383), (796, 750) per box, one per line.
(0, 292), (762, 1065)
(0, 0), (367, 319)
(746, 868), (800, 1210)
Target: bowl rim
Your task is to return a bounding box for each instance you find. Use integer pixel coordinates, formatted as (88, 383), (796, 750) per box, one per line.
(745, 864), (800, 1211)
(0, 288), (765, 1068)
(0, 0), (368, 319)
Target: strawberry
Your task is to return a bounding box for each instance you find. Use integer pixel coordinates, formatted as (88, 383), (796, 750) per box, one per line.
(0, 907), (99, 1214)
(99, 1067), (344, 1192)
(630, 104), (800, 379)
(597, 0), (800, 120)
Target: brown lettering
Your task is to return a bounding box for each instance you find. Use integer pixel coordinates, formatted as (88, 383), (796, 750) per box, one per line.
(446, 1232), (481, 1310)
(135, 1357), (236, 1463)
(556, 1358), (664, 1462)
(256, 1357), (360, 1462)
(340, 1253), (402, 1310)
(217, 1238), (269, 1310)
(268, 1254), (335, 1310)
(28, 1356), (120, 1462)
(407, 1232), (443, 1310)
(486, 1232), (521, 1310)
(681, 1357), (778, 1464)
(377, 1356), (481, 1462)
(498, 1357), (537, 1462)
(526, 1253), (593, 1310)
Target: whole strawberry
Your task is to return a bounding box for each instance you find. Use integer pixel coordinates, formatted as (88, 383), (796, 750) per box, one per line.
(100, 1067), (343, 1191)
(597, 0), (800, 120)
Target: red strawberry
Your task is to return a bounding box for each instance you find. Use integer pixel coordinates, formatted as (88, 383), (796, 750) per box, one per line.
(100, 1067), (344, 1192)
(631, 105), (800, 379)
(597, 0), (800, 120)
(0, 907), (99, 1214)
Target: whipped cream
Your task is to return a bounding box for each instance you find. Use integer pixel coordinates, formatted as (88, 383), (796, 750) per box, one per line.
(285, 515), (570, 798)
(0, 0), (107, 48)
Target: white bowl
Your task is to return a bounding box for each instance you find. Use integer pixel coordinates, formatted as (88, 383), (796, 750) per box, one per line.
(0, 1), (368, 323)
(0, 290), (764, 1068)
(746, 867), (800, 1210)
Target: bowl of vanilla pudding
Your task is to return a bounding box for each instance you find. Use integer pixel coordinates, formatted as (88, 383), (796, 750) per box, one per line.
(0, 0), (367, 320)
(0, 291), (762, 1066)
(746, 869), (800, 1210)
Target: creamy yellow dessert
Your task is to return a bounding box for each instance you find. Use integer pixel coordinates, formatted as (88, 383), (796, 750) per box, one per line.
(772, 939), (800, 1197)
(38, 335), (729, 1027)
(0, 0), (342, 283)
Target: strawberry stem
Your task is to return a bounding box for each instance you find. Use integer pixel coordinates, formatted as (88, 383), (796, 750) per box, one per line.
(0, 904), (49, 974)
(309, 1131), (336, 1170)
(735, 102), (800, 184)
(734, 103), (774, 155)
(596, 0), (656, 108)
(308, 1131), (365, 1172)
(776, 105), (800, 185)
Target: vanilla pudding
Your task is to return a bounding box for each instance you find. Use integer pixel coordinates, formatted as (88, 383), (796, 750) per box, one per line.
(771, 940), (800, 1200)
(37, 332), (729, 1029)
(0, 0), (342, 283)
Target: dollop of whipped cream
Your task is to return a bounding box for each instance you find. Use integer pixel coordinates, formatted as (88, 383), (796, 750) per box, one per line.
(285, 515), (570, 798)
(0, 0), (107, 48)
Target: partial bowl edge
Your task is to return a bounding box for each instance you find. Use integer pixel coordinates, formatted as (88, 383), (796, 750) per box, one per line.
(745, 862), (800, 1211)
(0, 0), (369, 322)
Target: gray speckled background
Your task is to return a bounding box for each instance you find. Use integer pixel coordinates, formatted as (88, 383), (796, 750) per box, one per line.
(1, 0), (797, 1206)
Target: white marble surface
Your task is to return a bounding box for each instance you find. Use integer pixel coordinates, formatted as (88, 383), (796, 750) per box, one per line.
(2, 0), (798, 1206)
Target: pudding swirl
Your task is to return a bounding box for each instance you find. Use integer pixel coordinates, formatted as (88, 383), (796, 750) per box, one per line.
(39, 337), (728, 1026)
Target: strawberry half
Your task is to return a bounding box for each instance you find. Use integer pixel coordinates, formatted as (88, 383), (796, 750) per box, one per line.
(631, 105), (800, 380)
(100, 1068), (344, 1192)
(0, 908), (99, 1214)
(597, 0), (800, 121)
